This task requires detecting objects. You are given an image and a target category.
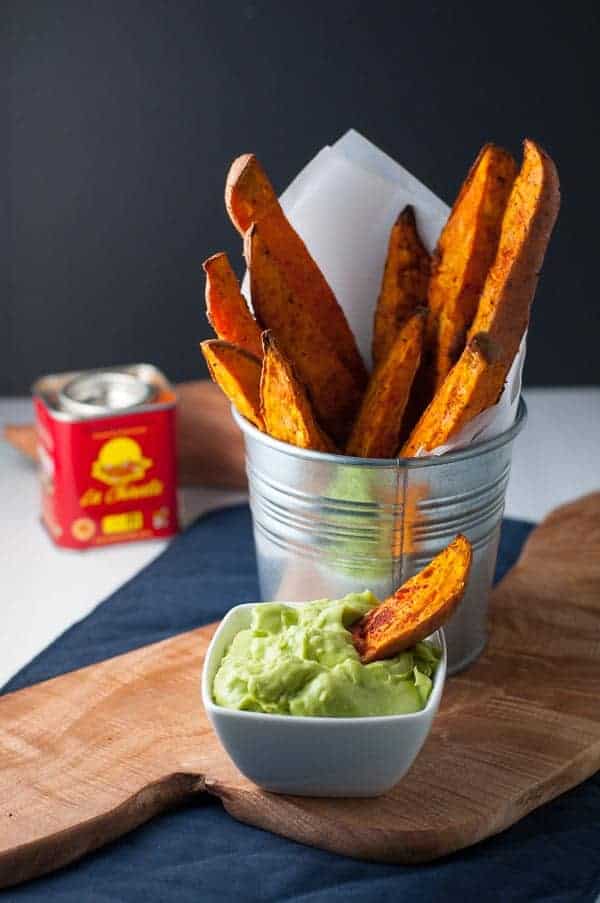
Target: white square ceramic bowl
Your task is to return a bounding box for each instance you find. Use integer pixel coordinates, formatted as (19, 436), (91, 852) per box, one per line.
(201, 602), (446, 798)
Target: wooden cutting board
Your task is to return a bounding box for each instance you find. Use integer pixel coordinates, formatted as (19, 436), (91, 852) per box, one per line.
(1, 493), (600, 888)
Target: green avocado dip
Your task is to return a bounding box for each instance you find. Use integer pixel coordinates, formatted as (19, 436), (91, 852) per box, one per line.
(212, 592), (441, 717)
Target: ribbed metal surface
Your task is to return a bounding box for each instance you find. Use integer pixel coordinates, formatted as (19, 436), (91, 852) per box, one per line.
(234, 402), (526, 674)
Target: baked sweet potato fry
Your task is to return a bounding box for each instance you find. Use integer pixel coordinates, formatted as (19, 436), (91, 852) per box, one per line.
(227, 155), (367, 386)
(246, 222), (364, 444)
(203, 253), (263, 358)
(352, 535), (472, 663)
(346, 310), (425, 458)
(402, 139), (560, 456)
(200, 339), (264, 430)
(260, 331), (336, 452)
(427, 144), (518, 390)
(401, 334), (504, 455)
(372, 206), (430, 367)
(225, 154), (279, 236)
(466, 141), (560, 356)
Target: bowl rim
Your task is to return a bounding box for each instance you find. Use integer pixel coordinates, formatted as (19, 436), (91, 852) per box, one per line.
(201, 600), (447, 726)
(232, 397), (527, 469)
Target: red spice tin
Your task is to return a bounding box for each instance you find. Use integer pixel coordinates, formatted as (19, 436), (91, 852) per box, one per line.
(32, 364), (179, 549)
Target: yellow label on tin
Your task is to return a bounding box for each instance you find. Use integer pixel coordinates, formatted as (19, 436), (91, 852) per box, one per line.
(101, 511), (144, 535)
(92, 437), (153, 486)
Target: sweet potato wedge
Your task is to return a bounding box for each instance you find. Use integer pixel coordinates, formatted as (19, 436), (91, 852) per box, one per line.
(260, 331), (336, 452)
(203, 253), (263, 358)
(246, 222), (364, 444)
(352, 535), (472, 663)
(402, 139), (560, 456)
(401, 334), (504, 455)
(346, 310), (425, 458)
(427, 144), (518, 390)
(227, 155), (367, 386)
(225, 154), (279, 236)
(372, 206), (430, 367)
(466, 141), (560, 357)
(200, 339), (264, 430)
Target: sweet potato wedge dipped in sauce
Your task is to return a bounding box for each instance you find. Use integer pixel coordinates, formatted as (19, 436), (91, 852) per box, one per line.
(226, 154), (367, 387)
(352, 535), (472, 663)
(372, 205), (431, 368)
(402, 139), (560, 456)
(203, 252), (263, 359)
(200, 339), (264, 431)
(259, 331), (336, 453)
(346, 309), (425, 458)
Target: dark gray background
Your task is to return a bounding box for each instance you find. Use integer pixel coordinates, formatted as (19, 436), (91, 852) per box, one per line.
(5, 1), (599, 393)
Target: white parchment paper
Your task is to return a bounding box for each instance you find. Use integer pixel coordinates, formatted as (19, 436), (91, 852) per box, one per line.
(245, 129), (525, 455)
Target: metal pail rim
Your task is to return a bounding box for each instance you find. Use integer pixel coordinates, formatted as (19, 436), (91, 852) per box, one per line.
(232, 398), (527, 469)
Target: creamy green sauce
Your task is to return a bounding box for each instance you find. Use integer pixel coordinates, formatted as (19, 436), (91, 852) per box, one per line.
(212, 592), (440, 717)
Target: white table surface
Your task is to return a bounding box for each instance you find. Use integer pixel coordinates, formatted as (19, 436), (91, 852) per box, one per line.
(1, 388), (599, 689)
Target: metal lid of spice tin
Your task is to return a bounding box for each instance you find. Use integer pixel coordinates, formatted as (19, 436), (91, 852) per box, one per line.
(33, 364), (174, 422)
(58, 370), (156, 418)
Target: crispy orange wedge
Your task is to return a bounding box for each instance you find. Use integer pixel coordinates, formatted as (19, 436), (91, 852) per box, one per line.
(372, 205), (430, 368)
(246, 222), (364, 445)
(204, 252), (263, 358)
(225, 153), (280, 236)
(426, 144), (518, 391)
(352, 535), (472, 663)
(402, 140), (560, 456)
(259, 331), (336, 453)
(226, 154), (367, 388)
(346, 309), (425, 458)
(200, 339), (264, 430)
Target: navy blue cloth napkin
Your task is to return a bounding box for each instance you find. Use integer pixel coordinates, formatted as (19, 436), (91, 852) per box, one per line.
(4, 507), (599, 903)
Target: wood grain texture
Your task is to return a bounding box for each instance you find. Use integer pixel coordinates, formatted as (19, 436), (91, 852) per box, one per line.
(1, 493), (600, 887)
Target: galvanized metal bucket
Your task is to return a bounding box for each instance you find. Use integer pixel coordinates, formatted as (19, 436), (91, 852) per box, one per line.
(233, 401), (527, 674)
